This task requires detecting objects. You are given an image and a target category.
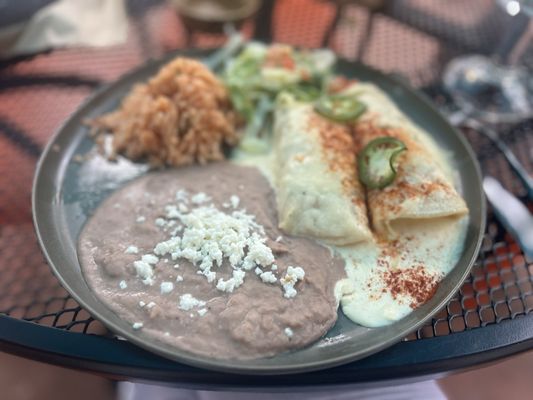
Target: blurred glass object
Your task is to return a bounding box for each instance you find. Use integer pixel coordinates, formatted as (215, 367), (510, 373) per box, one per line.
(497, 0), (533, 16)
(444, 55), (532, 124)
(170, 0), (261, 43)
(444, 0), (533, 125)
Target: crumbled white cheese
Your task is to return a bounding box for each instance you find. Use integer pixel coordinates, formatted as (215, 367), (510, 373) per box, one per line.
(222, 202), (230, 208)
(154, 242), (169, 256)
(292, 266), (305, 279)
(216, 269), (246, 293)
(155, 218), (166, 227)
(281, 266), (305, 298)
(241, 234), (275, 270)
(125, 245), (139, 254)
(260, 271), (277, 283)
(119, 280), (127, 289)
(232, 269), (246, 287)
(271, 264), (278, 271)
(198, 269), (217, 283)
(149, 194), (293, 296)
(146, 302), (156, 309)
(165, 205), (180, 219)
(231, 209), (263, 232)
(154, 237), (181, 257)
(173, 263), (180, 269)
(175, 189), (188, 202)
(275, 236), (283, 242)
(197, 308), (208, 317)
(143, 275), (154, 286)
(233, 268), (245, 284)
(283, 285), (297, 298)
(230, 195), (240, 208)
(191, 192), (210, 204)
(132, 322), (143, 330)
(215, 279), (233, 292)
(136, 216), (146, 223)
(141, 254), (159, 265)
(160, 281), (174, 294)
(284, 327), (293, 338)
(139, 301), (146, 308)
(179, 294), (206, 311)
(175, 275), (184, 282)
(165, 203), (271, 283)
(284, 266), (305, 282)
(133, 260), (154, 285)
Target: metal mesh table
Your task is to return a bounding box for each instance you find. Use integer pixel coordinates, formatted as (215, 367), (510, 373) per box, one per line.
(0, 0), (531, 387)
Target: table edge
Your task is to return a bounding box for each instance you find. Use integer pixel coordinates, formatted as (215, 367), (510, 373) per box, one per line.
(0, 314), (531, 388)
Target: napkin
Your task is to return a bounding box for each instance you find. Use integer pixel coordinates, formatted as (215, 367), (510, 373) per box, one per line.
(0, 0), (128, 58)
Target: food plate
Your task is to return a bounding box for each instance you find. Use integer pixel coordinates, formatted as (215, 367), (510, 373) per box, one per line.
(33, 48), (485, 375)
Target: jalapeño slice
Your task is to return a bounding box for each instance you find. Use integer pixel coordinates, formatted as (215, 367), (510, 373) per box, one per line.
(314, 94), (366, 122)
(358, 137), (407, 189)
(285, 84), (321, 102)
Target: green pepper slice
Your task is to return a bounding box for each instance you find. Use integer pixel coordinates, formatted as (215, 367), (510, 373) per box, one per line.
(314, 94), (366, 122)
(285, 84), (321, 102)
(358, 137), (407, 189)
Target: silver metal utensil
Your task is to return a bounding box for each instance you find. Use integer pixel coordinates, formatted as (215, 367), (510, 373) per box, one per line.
(447, 110), (533, 258)
(483, 176), (533, 259)
(453, 113), (533, 200)
(463, 118), (533, 200)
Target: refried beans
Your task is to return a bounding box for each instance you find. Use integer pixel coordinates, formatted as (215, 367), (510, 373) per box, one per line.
(78, 163), (345, 359)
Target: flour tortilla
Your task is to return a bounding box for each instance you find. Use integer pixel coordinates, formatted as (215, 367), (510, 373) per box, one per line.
(273, 93), (372, 245)
(345, 83), (468, 238)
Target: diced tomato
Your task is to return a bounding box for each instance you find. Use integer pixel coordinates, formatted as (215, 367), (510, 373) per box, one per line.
(328, 76), (358, 94)
(263, 45), (296, 70)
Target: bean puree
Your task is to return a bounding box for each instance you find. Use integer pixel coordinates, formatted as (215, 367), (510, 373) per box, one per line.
(78, 163), (345, 359)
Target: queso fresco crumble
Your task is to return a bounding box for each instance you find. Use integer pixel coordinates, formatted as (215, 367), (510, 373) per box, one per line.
(124, 189), (306, 326)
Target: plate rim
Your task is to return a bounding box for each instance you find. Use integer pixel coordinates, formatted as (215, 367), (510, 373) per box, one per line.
(32, 48), (486, 375)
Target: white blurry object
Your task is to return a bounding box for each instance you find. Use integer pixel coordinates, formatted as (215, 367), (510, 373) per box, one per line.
(117, 380), (447, 400)
(483, 176), (533, 259)
(0, 0), (128, 58)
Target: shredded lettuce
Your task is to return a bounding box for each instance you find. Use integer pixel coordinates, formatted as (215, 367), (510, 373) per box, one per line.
(223, 43), (336, 124)
(222, 44), (336, 155)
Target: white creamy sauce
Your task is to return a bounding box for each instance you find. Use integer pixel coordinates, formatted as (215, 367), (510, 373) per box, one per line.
(231, 147), (277, 185)
(334, 215), (468, 327)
